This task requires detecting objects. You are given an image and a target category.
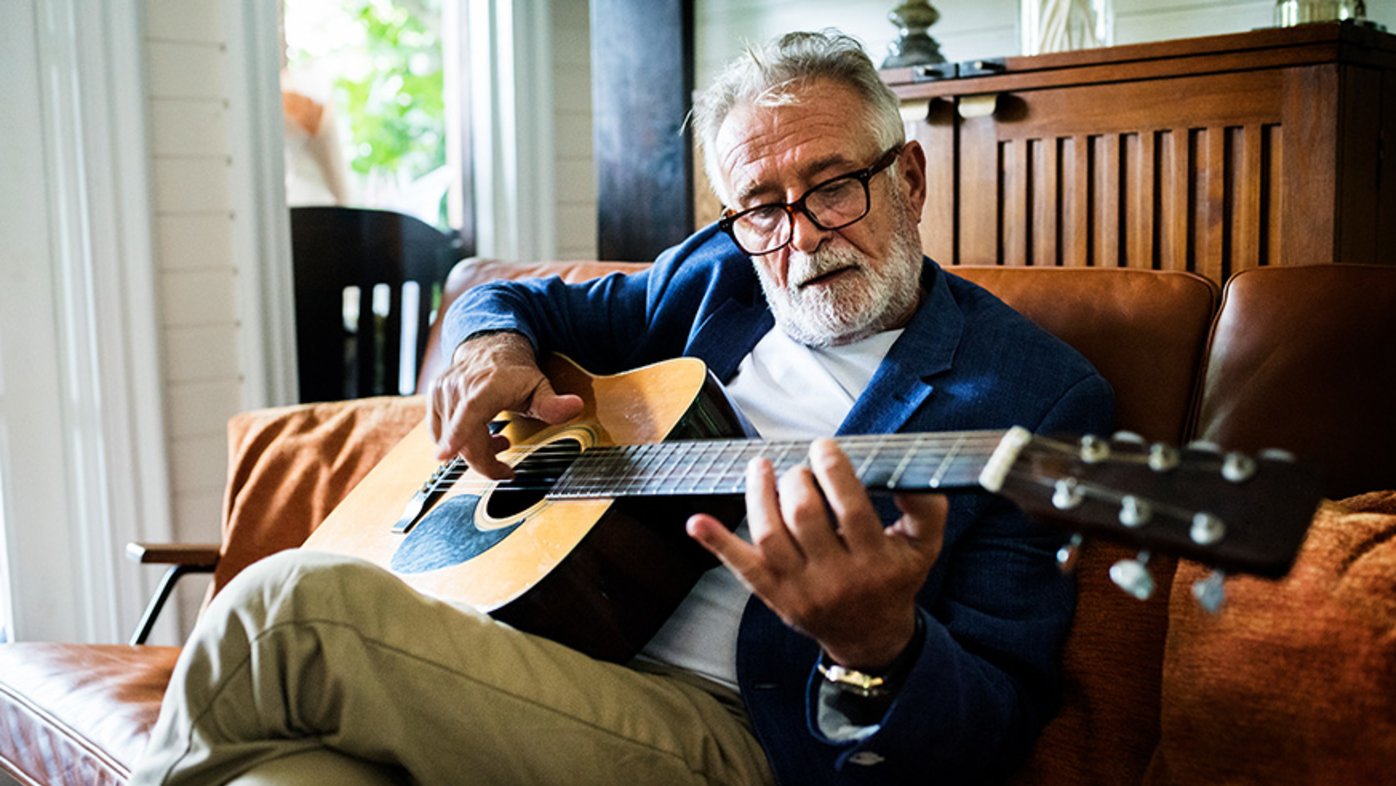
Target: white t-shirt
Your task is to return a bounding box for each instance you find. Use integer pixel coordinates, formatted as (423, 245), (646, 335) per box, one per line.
(637, 326), (903, 688)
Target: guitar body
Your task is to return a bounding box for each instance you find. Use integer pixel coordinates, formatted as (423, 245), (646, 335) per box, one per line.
(302, 355), (749, 662)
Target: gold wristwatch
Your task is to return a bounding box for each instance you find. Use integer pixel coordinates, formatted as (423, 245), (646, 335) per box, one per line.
(816, 661), (892, 699)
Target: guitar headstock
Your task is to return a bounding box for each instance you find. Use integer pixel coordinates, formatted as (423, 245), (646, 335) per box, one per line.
(989, 430), (1322, 582)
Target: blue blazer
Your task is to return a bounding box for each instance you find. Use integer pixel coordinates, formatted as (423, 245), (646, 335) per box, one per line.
(443, 225), (1115, 785)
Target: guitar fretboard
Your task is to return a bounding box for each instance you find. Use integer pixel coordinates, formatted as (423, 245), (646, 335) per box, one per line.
(546, 430), (1011, 497)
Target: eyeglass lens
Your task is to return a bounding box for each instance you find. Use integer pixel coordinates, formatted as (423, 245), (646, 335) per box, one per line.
(731, 176), (871, 255)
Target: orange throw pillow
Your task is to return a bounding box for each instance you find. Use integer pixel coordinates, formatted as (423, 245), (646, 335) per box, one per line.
(1145, 491), (1396, 785)
(213, 396), (425, 597)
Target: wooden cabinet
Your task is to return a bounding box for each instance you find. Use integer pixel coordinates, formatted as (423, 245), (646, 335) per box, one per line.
(883, 23), (1396, 284)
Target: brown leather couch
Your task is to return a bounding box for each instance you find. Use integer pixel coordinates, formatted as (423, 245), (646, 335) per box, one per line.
(2, 261), (1393, 786)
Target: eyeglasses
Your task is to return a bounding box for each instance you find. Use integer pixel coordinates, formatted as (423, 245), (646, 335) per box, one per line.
(718, 145), (903, 256)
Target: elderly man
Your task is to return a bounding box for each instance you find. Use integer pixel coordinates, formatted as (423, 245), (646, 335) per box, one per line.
(133, 30), (1112, 786)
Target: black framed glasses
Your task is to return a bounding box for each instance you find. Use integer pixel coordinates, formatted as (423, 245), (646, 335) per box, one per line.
(718, 145), (903, 256)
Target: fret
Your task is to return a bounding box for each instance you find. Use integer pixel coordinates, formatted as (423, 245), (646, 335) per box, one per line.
(886, 435), (923, 489)
(766, 442), (799, 475)
(854, 434), (888, 487)
(710, 443), (746, 494)
(651, 441), (692, 493)
(688, 440), (724, 495)
(619, 444), (656, 495)
(929, 434), (967, 489)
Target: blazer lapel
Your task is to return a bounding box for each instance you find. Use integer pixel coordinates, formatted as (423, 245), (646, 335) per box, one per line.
(684, 298), (775, 383)
(838, 262), (963, 436)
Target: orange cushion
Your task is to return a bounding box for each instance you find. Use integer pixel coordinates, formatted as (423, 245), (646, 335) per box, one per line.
(1145, 491), (1396, 785)
(213, 396), (425, 596)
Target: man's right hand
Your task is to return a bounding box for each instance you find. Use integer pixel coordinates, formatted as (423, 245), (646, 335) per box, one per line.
(427, 332), (584, 479)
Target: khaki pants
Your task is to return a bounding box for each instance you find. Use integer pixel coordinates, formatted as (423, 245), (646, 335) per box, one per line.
(130, 550), (774, 786)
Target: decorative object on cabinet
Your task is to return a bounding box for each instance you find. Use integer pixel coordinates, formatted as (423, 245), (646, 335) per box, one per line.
(1022, 0), (1112, 55)
(881, 1), (945, 68)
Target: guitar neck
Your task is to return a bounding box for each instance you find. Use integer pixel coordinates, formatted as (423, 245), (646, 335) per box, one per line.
(550, 429), (1017, 498)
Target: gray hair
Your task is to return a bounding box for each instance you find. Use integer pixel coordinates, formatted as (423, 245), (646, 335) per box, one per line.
(691, 30), (906, 204)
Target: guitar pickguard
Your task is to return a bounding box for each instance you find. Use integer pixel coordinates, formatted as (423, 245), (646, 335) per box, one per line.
(390, 494), (523, 574)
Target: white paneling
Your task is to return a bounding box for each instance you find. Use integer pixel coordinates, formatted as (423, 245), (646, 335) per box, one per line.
(550, 0), (594, 260)
(146, 41), (228, 99)
(169, 435), (231, 495)
(173, 489), (225, 536)
(163, 325), (243, 383)
(554, 68), (591, 112)
(555, 112), (593, 157)
(150, 99), (230, 156)
(145, 0), (226, 43)
(157, 214), (236, 270)
(167, 379), (243, 439)
(153, 157), (233, 213)
(556, 159), (597, 203)
(160, 270), (239, 326)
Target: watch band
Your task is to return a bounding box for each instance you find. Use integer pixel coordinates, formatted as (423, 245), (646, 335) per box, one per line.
(816, 614), (926, 699)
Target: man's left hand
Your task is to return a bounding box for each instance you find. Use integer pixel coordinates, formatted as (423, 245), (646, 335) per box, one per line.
(687, 439), (947, 670)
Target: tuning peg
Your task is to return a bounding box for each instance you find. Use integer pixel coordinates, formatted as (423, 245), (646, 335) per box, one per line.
(1148, 443), (1179, 472)
(1185, 440), (1222, 453)
(1221, 452), (1256, 482)
(1191, 570), (1226, 614)
(1190, 512), (1226, 545)
(1056, 533), (1084, 573)
(1118, 495), (1152, 528)
(1259, 447), (1297, 463)
(1052, 477), (1085, 510)
(1111, 430), (1145, 444)
(1110, 551), (1155, 600)
(1079, 435), (1110, 463)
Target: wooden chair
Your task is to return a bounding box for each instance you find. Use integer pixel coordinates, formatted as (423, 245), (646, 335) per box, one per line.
(290, 206), (462, 403)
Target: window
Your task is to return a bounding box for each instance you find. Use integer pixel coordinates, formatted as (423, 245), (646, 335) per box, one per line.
(282, 0), (458, 229)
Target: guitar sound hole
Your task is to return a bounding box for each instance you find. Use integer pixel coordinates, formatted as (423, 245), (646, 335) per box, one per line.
(485, 437), (583, 519)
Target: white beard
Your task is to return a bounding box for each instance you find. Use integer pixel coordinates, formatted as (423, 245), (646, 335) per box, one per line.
(754, 201), (924, 348)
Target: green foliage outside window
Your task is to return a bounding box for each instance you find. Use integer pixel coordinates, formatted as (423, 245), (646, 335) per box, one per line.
(287, 0), (447, 223)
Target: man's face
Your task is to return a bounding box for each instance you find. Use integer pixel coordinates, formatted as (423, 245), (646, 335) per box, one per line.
(714, 79), (928, 347)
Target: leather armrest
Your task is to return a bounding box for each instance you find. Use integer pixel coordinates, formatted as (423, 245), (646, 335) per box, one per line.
(125, 542), (220, 568)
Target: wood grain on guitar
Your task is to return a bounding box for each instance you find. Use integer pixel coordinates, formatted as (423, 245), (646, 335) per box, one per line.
(302, 354), (1322, 661)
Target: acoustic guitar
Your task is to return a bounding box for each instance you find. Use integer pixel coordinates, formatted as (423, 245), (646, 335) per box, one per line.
(302, 353), (1321, 662)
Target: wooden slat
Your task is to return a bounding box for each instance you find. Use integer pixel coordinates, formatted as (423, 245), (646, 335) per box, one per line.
(1159, 130), (1188, 272)
(959, 115), (1000, 265)
(1126, 131), (1154, 269)
(1265, 123), (1283, 266)
(1031, 137), (1059, 266)
(1096, 133), (1121, 267)
(1003, 138), (1027, 266)
(1197, 126), (1228, 283)
(1063, 135), (1090, 266)
(1234, 124), (1263, 272)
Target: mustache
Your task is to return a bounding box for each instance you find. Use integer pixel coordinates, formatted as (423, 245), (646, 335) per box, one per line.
(788, 245), (865, 288)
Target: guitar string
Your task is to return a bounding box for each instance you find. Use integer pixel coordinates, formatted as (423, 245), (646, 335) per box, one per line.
(419, 434), (1008, 485)
(423, 452), (998, 495)
(450, 432), (1010, 472)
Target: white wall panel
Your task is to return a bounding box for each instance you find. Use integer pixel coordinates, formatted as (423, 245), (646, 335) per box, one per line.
(160, 270), (239, 326)
(166, 379), (244, 440)
(145, 0), (226, 44)
(150, 99), (231, 157)
(157, 214), (236, 271)
(162, 325), (243, 383)
(147, 42), (228, 99)
(169, 435), (231, 495)
(152, 157), (235, 213)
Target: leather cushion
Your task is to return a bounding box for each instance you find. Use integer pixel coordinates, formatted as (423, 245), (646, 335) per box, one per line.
(1145, 490), (1396, 785)
(0, 644), (178, 785)
(1194, 264), (1396, 499)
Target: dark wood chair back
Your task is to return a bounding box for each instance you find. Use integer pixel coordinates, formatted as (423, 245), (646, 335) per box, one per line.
(291, 206), (460, 402)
